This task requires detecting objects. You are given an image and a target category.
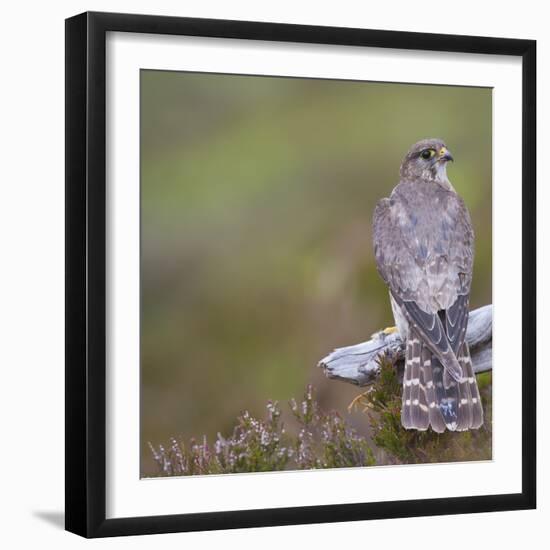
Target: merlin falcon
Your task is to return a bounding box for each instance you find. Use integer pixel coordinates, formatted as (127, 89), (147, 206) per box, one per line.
(372, 139), (483, 432)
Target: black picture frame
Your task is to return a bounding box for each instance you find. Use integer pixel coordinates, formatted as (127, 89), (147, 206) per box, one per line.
(65, 11), (536, 538)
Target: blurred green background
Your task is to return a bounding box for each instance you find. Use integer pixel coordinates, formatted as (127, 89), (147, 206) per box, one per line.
(140, 70), (492, 477)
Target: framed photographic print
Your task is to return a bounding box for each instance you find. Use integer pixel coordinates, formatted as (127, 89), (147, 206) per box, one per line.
(65, 11), (536, 538)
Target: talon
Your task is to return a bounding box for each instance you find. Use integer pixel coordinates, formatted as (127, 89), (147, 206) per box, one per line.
(348, 390), (370, 413)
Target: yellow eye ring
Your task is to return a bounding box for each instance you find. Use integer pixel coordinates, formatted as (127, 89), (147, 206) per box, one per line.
(420, 149), (436, 160)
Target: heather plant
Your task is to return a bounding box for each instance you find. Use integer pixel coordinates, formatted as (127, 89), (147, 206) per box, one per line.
(149, 360), (491, 476)
(290, 385), (375, 470)
(149, 402), (291, 476)
(149, 385), (375, 477)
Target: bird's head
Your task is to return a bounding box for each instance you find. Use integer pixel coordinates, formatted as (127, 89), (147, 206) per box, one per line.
(399, 139), (454, 188)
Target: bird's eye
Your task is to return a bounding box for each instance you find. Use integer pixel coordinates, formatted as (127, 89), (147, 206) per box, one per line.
(420, 149), (435, 160)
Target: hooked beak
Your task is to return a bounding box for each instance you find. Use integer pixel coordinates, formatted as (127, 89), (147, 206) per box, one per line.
(439, 146), (454, 162)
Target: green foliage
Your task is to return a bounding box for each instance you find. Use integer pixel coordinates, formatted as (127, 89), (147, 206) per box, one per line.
(149, 385), (375, 477)
(351, 355), (492, 464)
(150, 361), (492, 477)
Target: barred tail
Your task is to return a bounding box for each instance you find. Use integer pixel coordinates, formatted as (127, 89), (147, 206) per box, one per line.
(401, 328), (459, 432)
(401, 338), (413, 429)
(401, 331), (429, 430)
(421, 348), (447, 433)
(458, 341), (484, 429)
(401, 336), (484, 432)
(431, 355), (459, 431)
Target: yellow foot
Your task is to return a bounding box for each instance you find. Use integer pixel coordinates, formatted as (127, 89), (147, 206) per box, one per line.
(347, 390), (372, 413)
(382, 326), (398, 335)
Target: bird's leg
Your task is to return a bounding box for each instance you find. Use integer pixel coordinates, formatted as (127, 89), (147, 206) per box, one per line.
(382, 326), (398, 334)
(347, 388), (374, 413)
(348, 348), (401, 413)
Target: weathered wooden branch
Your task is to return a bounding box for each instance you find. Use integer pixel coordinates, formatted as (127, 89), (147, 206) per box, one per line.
(318, 304), (492, 386)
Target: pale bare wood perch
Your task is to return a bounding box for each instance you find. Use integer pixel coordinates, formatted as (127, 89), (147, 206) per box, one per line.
(318, 304), (492, 386)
